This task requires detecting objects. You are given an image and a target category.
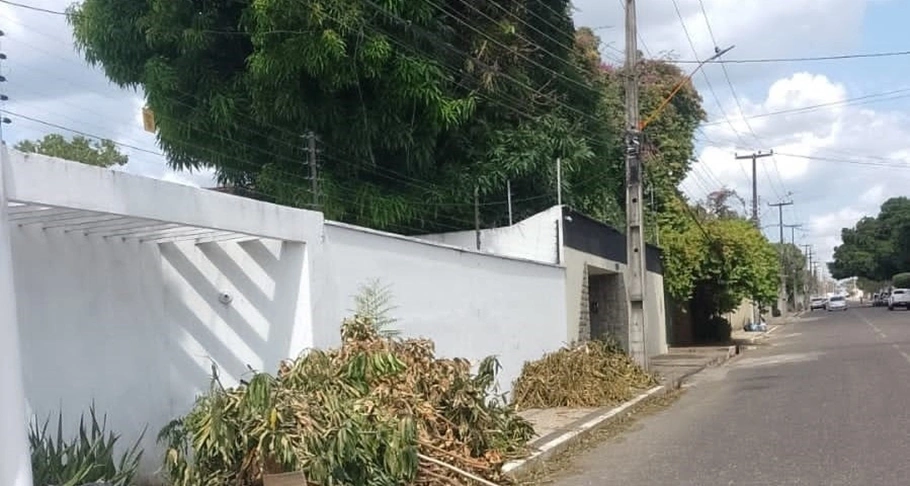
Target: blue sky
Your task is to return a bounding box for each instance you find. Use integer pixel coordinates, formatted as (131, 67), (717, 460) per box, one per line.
(3, 0), (909, 273)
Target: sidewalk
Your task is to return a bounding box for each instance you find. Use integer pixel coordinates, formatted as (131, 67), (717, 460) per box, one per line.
(504, 345), (736, 479)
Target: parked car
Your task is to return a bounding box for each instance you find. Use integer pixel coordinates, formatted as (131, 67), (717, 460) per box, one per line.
(810, 297), (828, 311)
(827, 295), (847, 311)
(889, 288), (910, 310)
(874, 293), (888, 307)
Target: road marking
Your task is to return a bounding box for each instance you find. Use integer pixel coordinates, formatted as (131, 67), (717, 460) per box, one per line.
(858, 312), (888, 339)
(735, 352), (821, 368)
(857, 313), (910, 365)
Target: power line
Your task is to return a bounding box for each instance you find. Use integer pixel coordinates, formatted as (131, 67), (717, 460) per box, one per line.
(701, 87), (910, 126)
(0, 0), (62, 15)
(675, 50), (910, 64)
(667, 0), (756, 192)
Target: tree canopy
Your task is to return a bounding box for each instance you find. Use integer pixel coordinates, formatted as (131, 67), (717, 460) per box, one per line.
(659, 190), (779, 321)
(775, 242), (809, 306)
(68, 1), (703, 233)
(830, 197), (910, 281)
(14, 134), (128, 168)
(67, 0), (783, 324)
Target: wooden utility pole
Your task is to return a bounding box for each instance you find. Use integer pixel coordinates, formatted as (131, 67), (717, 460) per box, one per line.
(624, 0), (647, 367)
(769, 200), (794, 313)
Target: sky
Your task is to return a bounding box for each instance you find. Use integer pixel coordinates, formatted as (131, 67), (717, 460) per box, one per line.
(2, 0), (909, 274)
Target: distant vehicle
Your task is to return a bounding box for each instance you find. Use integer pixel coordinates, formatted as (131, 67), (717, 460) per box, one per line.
(810, 297), (828, 311)
(827, 295), (848, 311)
(889, 289), (910, 310)
(874, 293), (888, 307)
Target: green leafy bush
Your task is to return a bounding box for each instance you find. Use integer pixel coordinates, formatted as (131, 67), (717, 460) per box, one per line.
(893, 272), (910, 289)
(29, 405), (144, 486)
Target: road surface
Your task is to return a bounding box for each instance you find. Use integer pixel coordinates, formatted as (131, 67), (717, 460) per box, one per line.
(550, 306), (910, 486)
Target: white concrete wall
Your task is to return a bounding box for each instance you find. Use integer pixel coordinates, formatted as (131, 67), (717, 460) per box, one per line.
(11, 229), (313, 473)
(322, 222), (567, 395)
(13, 228), (172, 472)
(420, 206), (561, 264)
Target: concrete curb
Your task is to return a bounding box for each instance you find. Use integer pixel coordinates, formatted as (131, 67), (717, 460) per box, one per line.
(501, 345), (739, 481)
(501, 385), (665, 480)
(734, 325), (781, 346)
(663, 345), (738, 389)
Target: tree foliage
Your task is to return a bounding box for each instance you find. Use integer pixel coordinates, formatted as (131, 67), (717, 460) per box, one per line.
(775, 242), (809, 305)
(893, 273), (910, 289)
(69, 0), (604, 231)
(14, 134), (128, 168)
(659, 198), (779, 319)
(830, 197), (910, 281)
(68, 1), (704, 233)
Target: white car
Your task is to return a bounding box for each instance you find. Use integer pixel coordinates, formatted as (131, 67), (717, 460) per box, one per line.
(827, 295), (847, 311)
(889, 288), (910, 310)
(810, 297), (827, 311)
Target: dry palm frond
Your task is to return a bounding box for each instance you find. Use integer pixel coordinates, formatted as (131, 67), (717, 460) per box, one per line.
(511, 339), (657, 410)
(159, 317), (532, 486)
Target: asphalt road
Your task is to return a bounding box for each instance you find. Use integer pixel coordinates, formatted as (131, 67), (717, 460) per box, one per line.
(549, 305), (910, 486)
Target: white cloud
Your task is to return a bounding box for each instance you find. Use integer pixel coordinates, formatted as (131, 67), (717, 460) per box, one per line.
(683, 69), (910, 267)
(860, 184), (886, 206)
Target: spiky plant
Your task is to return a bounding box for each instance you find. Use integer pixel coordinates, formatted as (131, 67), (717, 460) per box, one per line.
(29, 404), (144, 486)
(351, 278), (400, 337)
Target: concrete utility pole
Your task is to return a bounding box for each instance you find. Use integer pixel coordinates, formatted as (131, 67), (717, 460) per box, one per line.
(735, 151), (774, 228)
(624, 0), (647, 367)
(769, 199), (794, 314)
(803, 244), (814, 305)
(736, 151), (773, 324)
(785, 223), (802, 246)
(784, 223), (802, 307)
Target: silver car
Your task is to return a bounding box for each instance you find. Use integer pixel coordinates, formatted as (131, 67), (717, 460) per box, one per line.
(827, 295), (847, 311)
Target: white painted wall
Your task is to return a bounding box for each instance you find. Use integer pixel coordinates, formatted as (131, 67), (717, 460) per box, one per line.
(13, 228), (172, 473)
(0, 156), (32, 486)
(321, 222), (567, 395)
(424, 209), (668, 359)
(420, 206), (561, 264)
(11, 228), (314, 474)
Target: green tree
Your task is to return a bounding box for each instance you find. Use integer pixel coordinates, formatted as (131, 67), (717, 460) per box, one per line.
(831, 197), (910, 281)
(14, 134), (128, 168)
(774, 243), (809, 306)
(69, 0), (620, 232)
(659, 198), (779, 326)
(68, 2), (706, 234)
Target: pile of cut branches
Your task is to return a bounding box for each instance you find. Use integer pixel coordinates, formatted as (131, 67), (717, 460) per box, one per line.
(158, 317), (533, 486)
(511, 339), (657, 409)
